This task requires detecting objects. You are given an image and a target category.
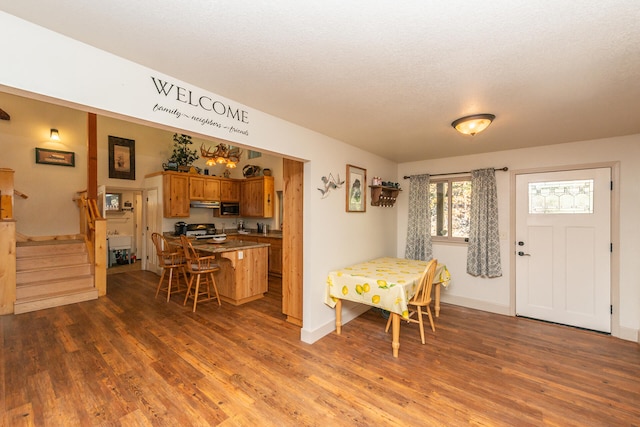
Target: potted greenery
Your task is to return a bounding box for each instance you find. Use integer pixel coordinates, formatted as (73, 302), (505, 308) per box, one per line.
(167, 133), (198, 172)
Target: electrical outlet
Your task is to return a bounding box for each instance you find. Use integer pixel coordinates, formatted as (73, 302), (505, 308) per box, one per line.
(238, 251), (243, 260)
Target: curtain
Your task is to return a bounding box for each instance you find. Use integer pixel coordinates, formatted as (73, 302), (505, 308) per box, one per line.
(467, 168), (502, 277)
(405, 174), (432, 261)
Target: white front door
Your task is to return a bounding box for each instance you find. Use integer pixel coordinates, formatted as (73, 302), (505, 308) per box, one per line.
(515, 168), (611, 332)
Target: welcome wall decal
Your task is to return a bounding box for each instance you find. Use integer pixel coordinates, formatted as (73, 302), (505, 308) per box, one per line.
(150, 76), (250, 137)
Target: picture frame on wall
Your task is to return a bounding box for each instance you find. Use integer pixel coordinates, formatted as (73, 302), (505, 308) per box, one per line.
(108, 136), (135, 180)
(346, 164), (366, 212)
(35, 148), (75, 167)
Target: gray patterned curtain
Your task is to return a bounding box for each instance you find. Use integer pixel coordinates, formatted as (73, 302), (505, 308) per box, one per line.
(405, 174), (432, 261)
(467, 168), (502, 277)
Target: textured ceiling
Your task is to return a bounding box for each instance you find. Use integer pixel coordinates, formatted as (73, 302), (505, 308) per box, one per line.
(2, 1), (640, 162)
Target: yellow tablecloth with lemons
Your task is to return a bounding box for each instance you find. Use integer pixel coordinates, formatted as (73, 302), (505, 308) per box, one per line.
(325, 257), (450, 319)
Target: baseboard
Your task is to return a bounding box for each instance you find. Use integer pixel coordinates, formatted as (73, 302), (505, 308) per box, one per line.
(301, 303), (370, 344)
(442, 296), (640, 343)
(301, 296), (638, 345)
(441, 294), (511, 316)
(617, 325), (639, 343)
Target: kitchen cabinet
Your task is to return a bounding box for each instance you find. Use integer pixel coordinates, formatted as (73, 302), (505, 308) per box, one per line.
(215, 245), (269, 305)
(258, 236), (282, 276)
(189, 176), (220, 201)
(162, 172), (190, 217)
(240, 176), (274, 218)
(220, 179), (240, 202)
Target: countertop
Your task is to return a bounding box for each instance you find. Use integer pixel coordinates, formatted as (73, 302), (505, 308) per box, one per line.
(194, 239), (270, 254)
(226, 230), (282, 239)
(164, 234), (270, 254)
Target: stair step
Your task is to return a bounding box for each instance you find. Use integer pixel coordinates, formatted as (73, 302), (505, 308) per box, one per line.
(13, 238), (98, 314)
(17, 263), (93, 285)
(14, 287), (99, 315)
(17, 252), (90, 271)
(17, 240), (86, 258)
(16, 275), (94, 299)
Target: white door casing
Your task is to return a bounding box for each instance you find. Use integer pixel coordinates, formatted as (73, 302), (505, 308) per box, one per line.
(515, 168), (611, 332)
(145, 188), (160, 274)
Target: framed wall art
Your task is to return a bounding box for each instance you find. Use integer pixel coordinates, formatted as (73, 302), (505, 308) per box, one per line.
(35, 148), (75, 167)
(346, 164), (366, 212)
(108, 136), (135, 180)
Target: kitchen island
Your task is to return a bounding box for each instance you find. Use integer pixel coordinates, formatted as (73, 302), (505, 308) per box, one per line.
(168, 236), (270, 306)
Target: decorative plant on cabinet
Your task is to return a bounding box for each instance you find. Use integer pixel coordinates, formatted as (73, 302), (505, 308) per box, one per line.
(168, 133), (199, 172)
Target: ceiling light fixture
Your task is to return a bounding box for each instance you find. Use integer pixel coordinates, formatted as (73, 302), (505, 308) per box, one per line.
(200, 143), (243, 169)
(451, 114), (495, 136)
(50, 128), (60, 141)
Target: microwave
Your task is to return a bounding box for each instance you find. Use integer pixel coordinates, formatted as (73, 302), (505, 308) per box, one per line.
(219, 202), (240, 216)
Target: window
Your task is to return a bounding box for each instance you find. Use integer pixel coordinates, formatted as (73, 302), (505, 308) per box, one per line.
(528, 179), (593, 214)
(430, 178), (471, 242)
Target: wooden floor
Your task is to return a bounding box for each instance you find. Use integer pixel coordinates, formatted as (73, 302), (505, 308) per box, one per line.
(2, 271), (639, 426)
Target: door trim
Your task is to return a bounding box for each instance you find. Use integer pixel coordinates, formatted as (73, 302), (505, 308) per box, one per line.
(509, 161), (620, 337)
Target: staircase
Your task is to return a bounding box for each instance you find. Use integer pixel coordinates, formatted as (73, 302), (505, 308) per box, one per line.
(14, 239), (98, 314)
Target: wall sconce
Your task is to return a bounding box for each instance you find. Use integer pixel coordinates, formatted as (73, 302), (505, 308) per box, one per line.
(451, 114), (495, 136)
(50, 128), (60, 141)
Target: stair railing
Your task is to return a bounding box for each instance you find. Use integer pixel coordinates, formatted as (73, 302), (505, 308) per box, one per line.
(76, 192), (107, 296)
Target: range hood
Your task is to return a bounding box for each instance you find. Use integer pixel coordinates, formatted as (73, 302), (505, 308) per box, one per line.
(189, 200), (220, 209)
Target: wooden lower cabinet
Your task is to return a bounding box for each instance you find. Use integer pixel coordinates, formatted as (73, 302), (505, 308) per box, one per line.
(258, 236), (282, 276)
(225, 235), (282, 276)
(215, 246), (268, 305)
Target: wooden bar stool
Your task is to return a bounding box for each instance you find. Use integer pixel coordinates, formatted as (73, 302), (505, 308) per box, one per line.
(180, 235), (221, 312)
(151, 233), (187, 302)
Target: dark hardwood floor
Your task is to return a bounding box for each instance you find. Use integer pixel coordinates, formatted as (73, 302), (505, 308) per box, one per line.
(2, 270), (639, 426)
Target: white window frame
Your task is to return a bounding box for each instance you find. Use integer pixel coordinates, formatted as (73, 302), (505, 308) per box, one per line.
(430, 176), (471, 244)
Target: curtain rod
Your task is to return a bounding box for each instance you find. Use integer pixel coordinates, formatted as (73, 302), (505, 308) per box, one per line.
(403, 167), (508, 179)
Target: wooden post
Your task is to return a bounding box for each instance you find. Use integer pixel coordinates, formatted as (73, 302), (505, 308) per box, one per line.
(87, 113), (98, 199)
(0, 168), (16, 314)
(282, 159), (303, 326)
(0, 220), (16, 314)
(94, 218), (107, 296)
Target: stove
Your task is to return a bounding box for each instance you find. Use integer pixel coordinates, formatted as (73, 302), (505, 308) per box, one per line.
(184, 223), (226, 239)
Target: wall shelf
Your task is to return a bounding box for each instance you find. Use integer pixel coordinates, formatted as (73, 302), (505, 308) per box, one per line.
(369, 185), (401, 207)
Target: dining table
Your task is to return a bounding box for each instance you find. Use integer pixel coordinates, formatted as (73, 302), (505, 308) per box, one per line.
(325, 257), (450, 358)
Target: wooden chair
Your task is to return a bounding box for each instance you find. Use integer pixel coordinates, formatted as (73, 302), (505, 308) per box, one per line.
(180, 235), (221, 312)
(385, 259), (438, 344)
(151, 232), (187, 302)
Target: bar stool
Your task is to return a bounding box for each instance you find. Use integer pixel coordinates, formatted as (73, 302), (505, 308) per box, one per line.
(151, 233), (187, 302)
(180, 235), (221, 312)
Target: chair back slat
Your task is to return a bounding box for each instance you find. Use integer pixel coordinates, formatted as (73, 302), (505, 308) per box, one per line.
(152, 232), (183, 267)
(410, 259), (438, 305)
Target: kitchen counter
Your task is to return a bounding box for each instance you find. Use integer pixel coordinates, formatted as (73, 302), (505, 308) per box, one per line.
(225, 230), (282, 239)
(191, 238), (270, 253)
(165, 234), (269, 306)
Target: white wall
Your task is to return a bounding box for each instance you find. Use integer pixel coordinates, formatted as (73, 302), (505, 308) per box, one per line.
(397, 136), (640, 341)
(0, 92), (87, 236)
(0, 12), (399, 342)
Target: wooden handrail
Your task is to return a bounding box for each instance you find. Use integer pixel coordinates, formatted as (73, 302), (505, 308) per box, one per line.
(76, 193), (107, 296)
(13, 189), (28, 199)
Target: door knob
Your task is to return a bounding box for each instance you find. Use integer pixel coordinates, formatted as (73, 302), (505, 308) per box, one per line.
(517, 251), (531, 256)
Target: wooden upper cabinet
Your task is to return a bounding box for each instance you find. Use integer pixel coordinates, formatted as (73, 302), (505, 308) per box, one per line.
(220, 179), (240, 202)
(163, 172), (190, 217)
(240, 176), (274, 218)
(189, 176), (220, 201)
